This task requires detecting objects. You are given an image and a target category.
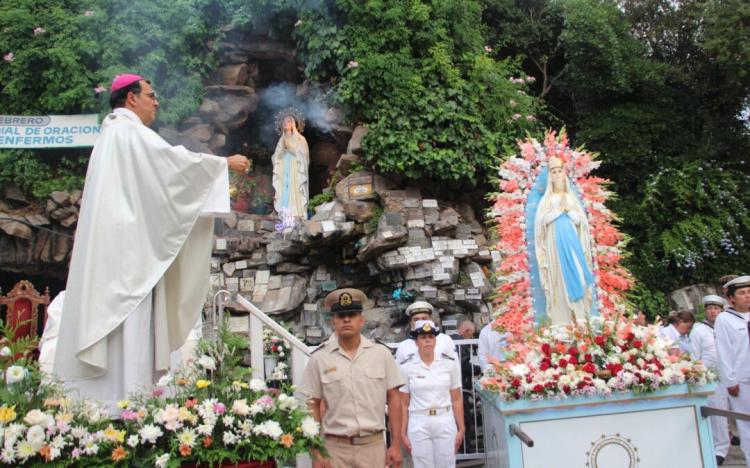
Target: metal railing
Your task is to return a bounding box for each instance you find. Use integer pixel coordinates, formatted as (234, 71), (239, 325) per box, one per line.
(231, 294), (486, 465)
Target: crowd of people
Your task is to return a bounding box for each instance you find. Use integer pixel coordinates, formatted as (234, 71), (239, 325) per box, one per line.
(649, 275), (750, 467)
(300, 276), (750, 467)
(298, 286), (510, 468)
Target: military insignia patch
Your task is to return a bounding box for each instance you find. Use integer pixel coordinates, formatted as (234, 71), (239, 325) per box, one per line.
(339, 292), (353, 307)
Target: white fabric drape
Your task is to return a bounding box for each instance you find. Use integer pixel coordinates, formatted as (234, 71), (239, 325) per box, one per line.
(54, 108), (227, 402)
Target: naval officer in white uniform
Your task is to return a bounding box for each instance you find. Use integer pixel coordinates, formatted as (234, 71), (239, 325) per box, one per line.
(399, 320), (465, 468)
(691, 294), (730, 465)
(394, 301), (456, 364)
(715, 276), (750, 467)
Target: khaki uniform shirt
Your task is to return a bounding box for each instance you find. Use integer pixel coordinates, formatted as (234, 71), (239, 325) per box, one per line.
(300, 335), (405, 437)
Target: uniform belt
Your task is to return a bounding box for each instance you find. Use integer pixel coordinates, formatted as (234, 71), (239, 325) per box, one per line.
(410, 406), (451, 416)
(324, 431), (383, 445)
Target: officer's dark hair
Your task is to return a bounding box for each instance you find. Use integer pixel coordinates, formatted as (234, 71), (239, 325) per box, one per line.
(109, 80), (149, 109)
(674, 310), (695, 324)
(727, 283), (750, 297)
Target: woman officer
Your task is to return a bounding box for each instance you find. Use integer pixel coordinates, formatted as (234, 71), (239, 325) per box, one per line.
(399, 320), (465, 468)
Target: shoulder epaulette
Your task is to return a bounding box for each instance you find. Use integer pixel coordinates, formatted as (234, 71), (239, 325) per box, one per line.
(400, 353), (415, 365)
(311, 336), (334, 354)
(441, 353), (455, 361)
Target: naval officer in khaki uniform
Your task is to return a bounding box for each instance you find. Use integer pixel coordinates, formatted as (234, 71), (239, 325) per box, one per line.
(300, 288), (405, 468)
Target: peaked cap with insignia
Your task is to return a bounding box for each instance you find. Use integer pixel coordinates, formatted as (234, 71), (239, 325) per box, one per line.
(325, 288), (367, 314)
(410, 319), (440, 338)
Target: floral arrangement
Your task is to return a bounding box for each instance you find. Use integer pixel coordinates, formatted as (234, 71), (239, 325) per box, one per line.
(262, 329), (289, 360)
(480, 315), (714, 401)
(481, 130), (715, 401)
(0, 321), (324, 467)
(489, 130), (633, 338)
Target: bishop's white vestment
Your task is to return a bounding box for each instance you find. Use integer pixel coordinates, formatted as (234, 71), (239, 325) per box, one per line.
(53, 108), (229, 408)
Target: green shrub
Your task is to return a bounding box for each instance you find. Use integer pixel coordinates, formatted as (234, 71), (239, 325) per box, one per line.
(295, 0), (542, 187)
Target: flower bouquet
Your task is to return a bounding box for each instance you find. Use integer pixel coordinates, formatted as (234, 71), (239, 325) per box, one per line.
(0, 320), (324, 467)
(262, 329), (290, 382)
(480, 315), (715, 401)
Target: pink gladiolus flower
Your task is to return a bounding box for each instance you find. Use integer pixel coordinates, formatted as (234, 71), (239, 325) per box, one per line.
(3, 52), (14, 62)
(121, 410), (139, 421)
(33, 27), (46, 35)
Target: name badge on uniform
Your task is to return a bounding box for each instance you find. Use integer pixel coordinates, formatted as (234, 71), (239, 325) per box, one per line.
(324, 367), (337, 374)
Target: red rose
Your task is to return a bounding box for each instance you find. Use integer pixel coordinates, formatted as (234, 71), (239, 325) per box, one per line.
(606, 363), (623, 375)
(558, 358), (568, 368)
(562, 385), (571, 393)
(568, 356), (579, 365)
(582, 362), (596, 374)
(540, 359), (551, 371)
(568, 346), (579, 356)
(541, 343), (551, 355)
(594, 336), (606, 346)
(584, 353), (593, 363)
(511, 378), (521, 387)
(633, 340), (642, 349)
(533, 384), (544, 393)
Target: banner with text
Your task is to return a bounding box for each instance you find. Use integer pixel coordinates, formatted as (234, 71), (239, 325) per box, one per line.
(0, 114), (101, 149)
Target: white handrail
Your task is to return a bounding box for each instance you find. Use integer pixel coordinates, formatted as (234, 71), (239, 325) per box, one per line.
(235, 295), (311, 384)
(234, 295), (314, 468)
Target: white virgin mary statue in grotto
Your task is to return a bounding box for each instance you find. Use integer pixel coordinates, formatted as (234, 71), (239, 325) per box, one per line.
(271, 108), (309, 220)
(532, 155), (595, 325)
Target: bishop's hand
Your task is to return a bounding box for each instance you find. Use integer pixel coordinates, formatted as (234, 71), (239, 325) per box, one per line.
(227, 154), (251, 173)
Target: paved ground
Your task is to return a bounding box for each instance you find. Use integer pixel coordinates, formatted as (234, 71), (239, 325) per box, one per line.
(724, 444), (747, 467)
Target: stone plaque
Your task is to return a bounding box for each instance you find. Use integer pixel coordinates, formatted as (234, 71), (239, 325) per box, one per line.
(255, 270), (270, 285)
(237, 220), (255, 231)
(240, 277), (255, 292)
(321, 220), (336, 233)
(348, 182), (374, 199)
(321, 280), (338, 292)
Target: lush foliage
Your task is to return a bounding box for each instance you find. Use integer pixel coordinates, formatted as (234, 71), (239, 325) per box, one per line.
(0, 0), (294, 199)
(0, 322), (324, 467)
(0, 150), (87, 200)
(480, 316), (714, 401)
(483, 0), (750, 298)
(296, 0), (542, 186)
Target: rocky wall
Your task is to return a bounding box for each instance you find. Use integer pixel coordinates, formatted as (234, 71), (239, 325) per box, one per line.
(210, 170), (498, 344)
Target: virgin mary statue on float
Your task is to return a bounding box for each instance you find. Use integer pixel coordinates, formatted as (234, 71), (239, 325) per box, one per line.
(533, 155), (595, 325)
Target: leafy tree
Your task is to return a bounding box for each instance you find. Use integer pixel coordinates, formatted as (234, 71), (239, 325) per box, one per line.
(0, 0), (291, 199)
(295, 0), (542, 187)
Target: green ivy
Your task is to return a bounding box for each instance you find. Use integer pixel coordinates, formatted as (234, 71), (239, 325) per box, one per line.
(0, 150), (87, 199)
(295, 0), (542, 187)
(0, 0), (295, 200)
